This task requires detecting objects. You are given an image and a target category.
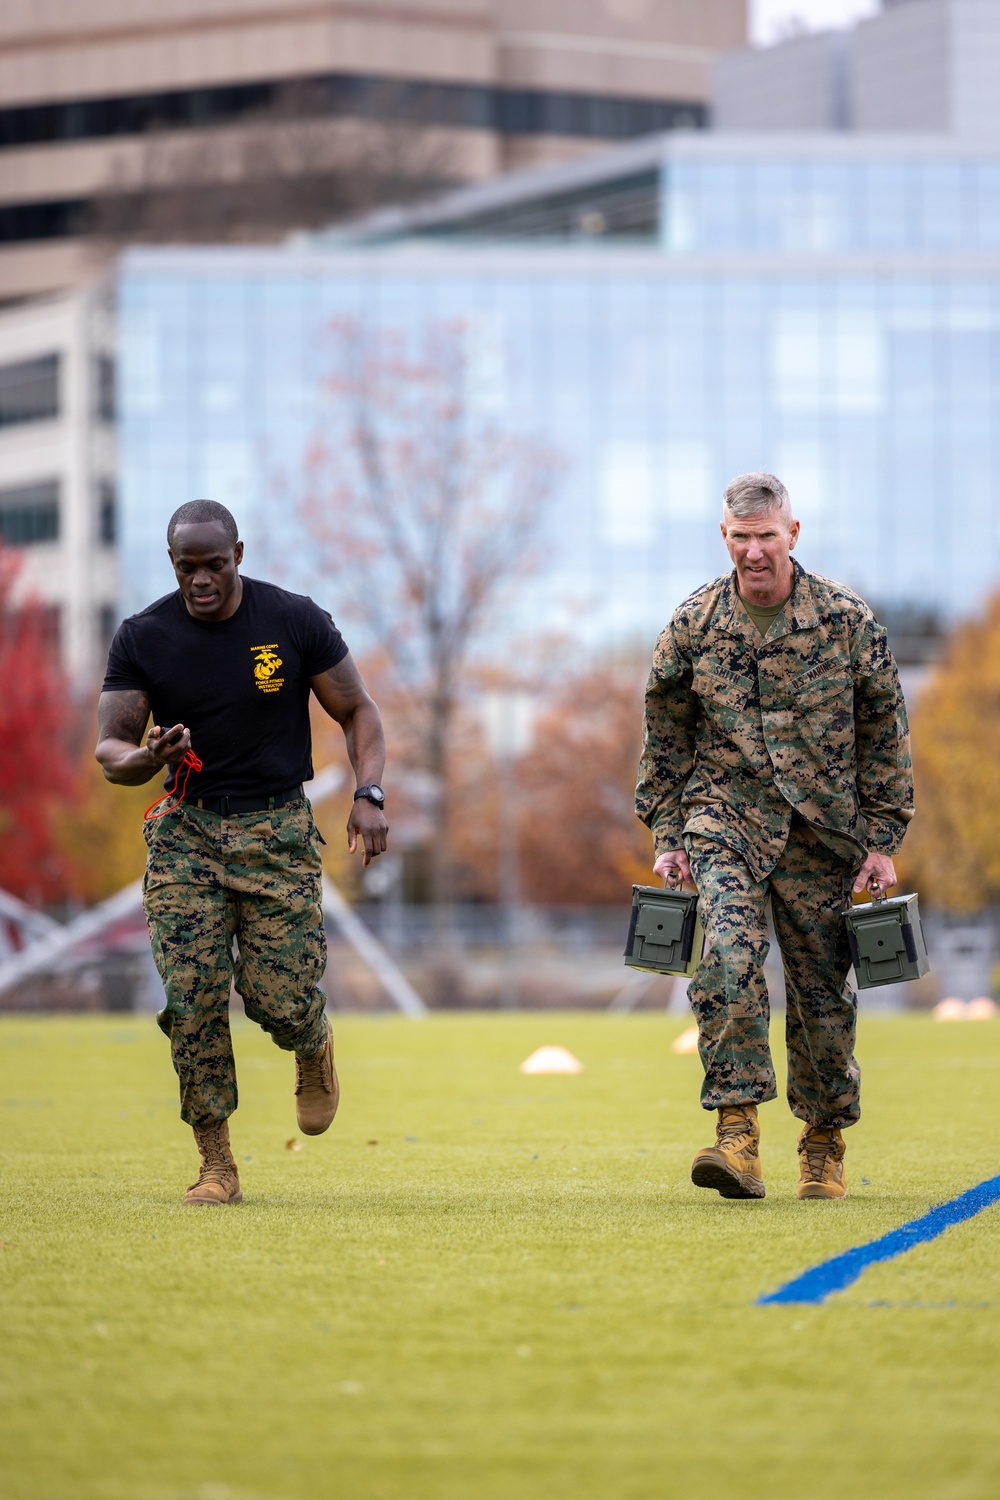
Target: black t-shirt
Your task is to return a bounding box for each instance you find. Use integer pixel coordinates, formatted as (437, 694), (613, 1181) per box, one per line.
(102, 576), (349, 798)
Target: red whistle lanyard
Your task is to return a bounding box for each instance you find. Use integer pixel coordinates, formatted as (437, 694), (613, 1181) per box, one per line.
(144, 749), (204, 821)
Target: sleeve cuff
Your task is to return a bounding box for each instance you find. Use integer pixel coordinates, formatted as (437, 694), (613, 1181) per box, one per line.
(651, 815), (686, 858)
(863, 812), (913, 856)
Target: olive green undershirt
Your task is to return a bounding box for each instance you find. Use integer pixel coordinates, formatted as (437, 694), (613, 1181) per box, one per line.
(739, 588), (792, 638)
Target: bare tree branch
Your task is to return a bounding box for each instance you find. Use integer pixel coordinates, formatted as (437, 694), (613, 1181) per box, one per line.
(295, 318), (562, 901)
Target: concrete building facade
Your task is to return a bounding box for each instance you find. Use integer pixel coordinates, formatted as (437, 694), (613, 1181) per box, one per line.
(0, 0), (746, 301)
(0, 287), (117, 680)
(715, 0), (1000, 139)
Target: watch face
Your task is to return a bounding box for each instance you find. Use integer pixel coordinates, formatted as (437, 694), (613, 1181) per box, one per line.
(370, 785), (385, 804)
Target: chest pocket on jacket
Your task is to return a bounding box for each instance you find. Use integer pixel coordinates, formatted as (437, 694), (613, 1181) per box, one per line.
(692, 667), (753, 732)
(786, 661), (853, 721)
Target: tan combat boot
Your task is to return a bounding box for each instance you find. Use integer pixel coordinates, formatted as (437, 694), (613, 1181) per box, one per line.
(184, 1120), (242, 1206)
(295, 1020), (340, 1136)
(797, 1125), (847, 1200)
(691, 1105), (766, 1199)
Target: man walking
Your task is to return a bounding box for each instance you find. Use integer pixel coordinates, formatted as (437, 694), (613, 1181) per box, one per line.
(97, 500), (388, 1205)
(636, 473), (913, 1200)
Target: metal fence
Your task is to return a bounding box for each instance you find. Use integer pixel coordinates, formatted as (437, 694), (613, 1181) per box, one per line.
(351, 902), (628, 957)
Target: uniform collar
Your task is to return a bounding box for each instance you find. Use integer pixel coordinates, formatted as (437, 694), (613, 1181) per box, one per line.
(779, 560), (821, 637)
(712, 571), (758, 646)
(713, 560), (819, 644)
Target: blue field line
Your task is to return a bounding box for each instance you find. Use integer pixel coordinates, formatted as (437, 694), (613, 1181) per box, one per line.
(758, 1174), (1000, 1306)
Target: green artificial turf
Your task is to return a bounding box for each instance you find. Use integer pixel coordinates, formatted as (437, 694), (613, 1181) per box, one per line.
(2, 1011), (1000, 1500)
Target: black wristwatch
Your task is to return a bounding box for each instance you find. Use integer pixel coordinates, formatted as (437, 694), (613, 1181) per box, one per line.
(353, 784), (386, 809)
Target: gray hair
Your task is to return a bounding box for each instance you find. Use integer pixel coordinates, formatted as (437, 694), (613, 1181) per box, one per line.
(723, 472), (792, 521)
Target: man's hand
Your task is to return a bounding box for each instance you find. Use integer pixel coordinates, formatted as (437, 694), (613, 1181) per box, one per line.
(348, 798), (388, 867)
(854, 850), (897, 896)
(96, 689), (167, 786)
(653, 849), (692, 885)
(145, 723), (191, 767)
(96, 691), (197, 786)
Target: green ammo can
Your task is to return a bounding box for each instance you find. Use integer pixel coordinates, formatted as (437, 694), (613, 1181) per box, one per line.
(843, 889), (929, 990)
(624, 883), (705, 978)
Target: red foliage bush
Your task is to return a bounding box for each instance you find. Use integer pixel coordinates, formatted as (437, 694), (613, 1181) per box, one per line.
(0, 546), (79, 905)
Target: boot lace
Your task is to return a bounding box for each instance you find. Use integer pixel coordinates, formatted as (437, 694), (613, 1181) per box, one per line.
(295, 1041), (332, 1096)
(717, 1108), (757, 1153)
(193, 1125), (235, 1184)
(799, 1128), (844, 1180)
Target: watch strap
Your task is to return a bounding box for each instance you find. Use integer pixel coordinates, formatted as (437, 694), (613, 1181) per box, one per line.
(354, 784), (385, 806)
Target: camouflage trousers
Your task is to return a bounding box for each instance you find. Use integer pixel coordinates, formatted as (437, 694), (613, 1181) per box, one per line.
(686, 817), (861, 1128)
(143, 798), (329, 1127)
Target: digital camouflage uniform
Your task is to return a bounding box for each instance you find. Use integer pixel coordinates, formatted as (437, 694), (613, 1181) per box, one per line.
(636, 561), (913, 1125)
(144, 799), (329, 1127)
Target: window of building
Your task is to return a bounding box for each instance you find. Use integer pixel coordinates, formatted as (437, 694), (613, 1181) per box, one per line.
(0, 479), (60, 545)
(0, 200), (86, 243)
(96, 354), (115, 422)
(0, 73), (704, 153)
(426, 171), (661, 241)
(0, 76), (705, 245)
(98, 479), (116, 544)
(0, 354), (59, 427)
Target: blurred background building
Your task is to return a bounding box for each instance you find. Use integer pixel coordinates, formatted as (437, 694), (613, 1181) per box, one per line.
(0, 0), (745, 679)
(117, 147), (1000, 689)
(0, 286), (116, 679)
(117, 171), (1000, 670)
(0, 0), (744, 302)
(716, 0), (999, 136)
(4, 0), (999, 679)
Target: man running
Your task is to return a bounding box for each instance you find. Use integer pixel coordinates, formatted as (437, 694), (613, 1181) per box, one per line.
(636, 473), (913, 1201)
(97, 500), (388, 1205)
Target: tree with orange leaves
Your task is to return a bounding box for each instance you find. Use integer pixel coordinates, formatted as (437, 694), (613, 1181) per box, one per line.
(295, 318), (561, 902)
(902, 591), (1000, 912)
(439, 659), (654, 906)
(513, 661), (654, 905)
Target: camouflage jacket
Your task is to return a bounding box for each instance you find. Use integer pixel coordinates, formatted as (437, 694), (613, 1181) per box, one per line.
(635, 562), (914, 878)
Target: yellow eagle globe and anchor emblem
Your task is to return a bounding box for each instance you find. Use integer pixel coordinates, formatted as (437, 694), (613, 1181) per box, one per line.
(253, 646), (283, 680)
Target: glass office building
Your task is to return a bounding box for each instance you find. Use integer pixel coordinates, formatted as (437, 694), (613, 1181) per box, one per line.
(664, 155), (1000, 254)
(118, 135), (1000, 647)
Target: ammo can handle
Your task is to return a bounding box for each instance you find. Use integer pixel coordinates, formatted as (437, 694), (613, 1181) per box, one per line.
(867, 878), (886, 904)
(663, 868), (683, 890)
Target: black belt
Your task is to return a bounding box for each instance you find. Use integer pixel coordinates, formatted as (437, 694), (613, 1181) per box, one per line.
(191, 785), (304, 816)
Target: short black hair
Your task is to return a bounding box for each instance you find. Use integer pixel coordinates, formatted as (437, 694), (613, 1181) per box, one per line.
(167, 500), (239, 548)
